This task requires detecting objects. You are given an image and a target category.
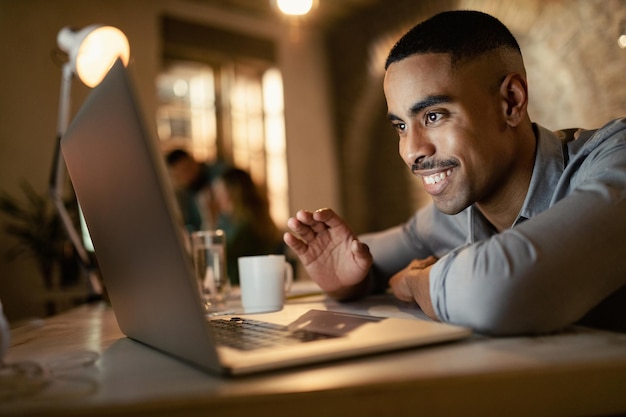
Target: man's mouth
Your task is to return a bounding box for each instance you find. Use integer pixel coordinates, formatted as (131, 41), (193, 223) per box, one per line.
(411, 159), (459, 195)
(423, 169), (454, 185)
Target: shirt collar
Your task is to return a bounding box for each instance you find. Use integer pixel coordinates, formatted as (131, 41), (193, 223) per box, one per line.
(513, 123), (565, 225)
(467, 124), (565, 241)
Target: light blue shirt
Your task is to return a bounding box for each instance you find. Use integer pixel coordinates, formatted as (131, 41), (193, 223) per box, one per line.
(361, 119), (626, 335)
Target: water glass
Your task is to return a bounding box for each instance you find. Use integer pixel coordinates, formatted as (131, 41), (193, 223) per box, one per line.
(191, 230), (231, 312)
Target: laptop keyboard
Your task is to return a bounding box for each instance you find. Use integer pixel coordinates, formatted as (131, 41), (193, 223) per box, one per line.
(208, 317), (338, 351)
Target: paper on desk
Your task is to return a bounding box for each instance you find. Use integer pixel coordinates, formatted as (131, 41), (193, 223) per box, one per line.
(227, 279), (323, 300)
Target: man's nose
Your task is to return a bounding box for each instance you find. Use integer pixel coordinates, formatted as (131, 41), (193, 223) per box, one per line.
(401, 129), (435, 168)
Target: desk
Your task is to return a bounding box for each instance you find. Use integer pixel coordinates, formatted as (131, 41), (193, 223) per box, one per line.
(2, 288), (626, 417)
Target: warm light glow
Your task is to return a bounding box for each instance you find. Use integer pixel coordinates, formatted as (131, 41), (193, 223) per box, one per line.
(619, 34), (626, 49)
(262, 69), (284, 113)
(276, 0), (314, 16)
(262, 68), (289, 225)
(58, 25), (130, 87)
(75, 27), (129, 87)
(173, 79), (188, 97)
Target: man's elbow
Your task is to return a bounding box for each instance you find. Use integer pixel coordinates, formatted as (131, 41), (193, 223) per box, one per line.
(447, 286), (585, 336)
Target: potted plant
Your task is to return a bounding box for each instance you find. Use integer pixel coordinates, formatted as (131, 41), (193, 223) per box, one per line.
(0, 181), (76, 290)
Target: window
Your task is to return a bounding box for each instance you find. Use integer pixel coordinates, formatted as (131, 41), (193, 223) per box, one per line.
(157, 62), (217, 162)
(157, 17), (289, 226)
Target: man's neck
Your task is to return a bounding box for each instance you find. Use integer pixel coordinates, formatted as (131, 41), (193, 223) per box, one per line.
(477, 125), (537, 232)
(476, 183), (528, 232)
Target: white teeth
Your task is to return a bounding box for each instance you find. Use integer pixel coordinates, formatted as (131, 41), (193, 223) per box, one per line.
(423, 169), (453, 185)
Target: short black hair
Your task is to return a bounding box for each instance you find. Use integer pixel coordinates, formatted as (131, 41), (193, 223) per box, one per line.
(165, 148), (192, 165)
(385, 10), (521, 69)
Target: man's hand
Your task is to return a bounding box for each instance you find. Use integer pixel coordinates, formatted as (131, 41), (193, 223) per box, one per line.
(389, 256), (438, 320)
(283, 208), (373, 299)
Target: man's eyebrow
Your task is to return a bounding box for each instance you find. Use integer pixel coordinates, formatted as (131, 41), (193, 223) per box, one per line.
(409, 95), (452, 115)
(387, 113), (403, 122)
(387, 95), (452, 122)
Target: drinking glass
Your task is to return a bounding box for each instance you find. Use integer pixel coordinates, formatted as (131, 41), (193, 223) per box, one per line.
(191, 230), (231, 312)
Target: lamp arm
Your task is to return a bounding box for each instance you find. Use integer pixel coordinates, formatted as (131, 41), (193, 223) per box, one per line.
(50, 64), (72, 196)
(57, 64), (73, 135)
(49, 63), (103, 297)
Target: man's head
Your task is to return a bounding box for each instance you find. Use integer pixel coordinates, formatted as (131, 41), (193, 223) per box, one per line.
(166, 149), (200, 189)
(385, 10), (522, 70)
(383, 10), (535, 221)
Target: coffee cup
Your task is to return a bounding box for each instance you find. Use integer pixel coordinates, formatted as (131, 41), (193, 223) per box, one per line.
(238, 254), (293, 313)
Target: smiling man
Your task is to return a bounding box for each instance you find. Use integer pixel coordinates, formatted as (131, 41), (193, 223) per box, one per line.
(284, 10), (626, 335)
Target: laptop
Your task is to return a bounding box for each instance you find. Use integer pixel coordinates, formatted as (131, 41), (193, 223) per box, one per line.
(61, 59), (471, 376)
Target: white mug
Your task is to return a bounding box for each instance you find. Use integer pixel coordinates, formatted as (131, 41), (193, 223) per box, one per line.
(238, 254), (293, 313)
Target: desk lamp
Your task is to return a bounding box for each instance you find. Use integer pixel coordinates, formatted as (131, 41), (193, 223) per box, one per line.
(49, 25), (130, 298)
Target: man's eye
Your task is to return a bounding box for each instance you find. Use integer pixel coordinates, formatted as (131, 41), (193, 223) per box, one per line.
(425, 112), (443, 125)
(392, 122), (406, 132)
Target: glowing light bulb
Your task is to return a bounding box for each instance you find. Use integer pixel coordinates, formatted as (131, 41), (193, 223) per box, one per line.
(276, 0), (314, 16)
(58, 25), (130, 87)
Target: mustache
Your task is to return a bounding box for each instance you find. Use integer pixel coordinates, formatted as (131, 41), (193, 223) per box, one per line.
(411, 159), (459, 172)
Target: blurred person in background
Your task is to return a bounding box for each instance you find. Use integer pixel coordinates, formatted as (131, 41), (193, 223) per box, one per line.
(165, 149), (224, 232)
(212, 167), (285, 284)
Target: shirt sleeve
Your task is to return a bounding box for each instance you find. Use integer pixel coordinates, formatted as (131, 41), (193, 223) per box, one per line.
(431, 125), (626, 335)
(359, 203), (468, 291)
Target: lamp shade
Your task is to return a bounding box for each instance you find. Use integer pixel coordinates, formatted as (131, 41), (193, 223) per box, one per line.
(57, 25), (130, 87)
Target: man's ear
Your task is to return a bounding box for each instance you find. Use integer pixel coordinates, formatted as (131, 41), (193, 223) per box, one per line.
(500, 73), (528, 127)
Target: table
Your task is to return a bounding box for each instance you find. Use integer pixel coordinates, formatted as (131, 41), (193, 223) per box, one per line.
(2, 284), (626, 417)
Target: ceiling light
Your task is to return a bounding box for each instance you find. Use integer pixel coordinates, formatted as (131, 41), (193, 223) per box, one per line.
(275, 0), (315, 16)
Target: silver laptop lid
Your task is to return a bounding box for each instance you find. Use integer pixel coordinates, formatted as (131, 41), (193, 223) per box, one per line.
(61, 59), (222, 373)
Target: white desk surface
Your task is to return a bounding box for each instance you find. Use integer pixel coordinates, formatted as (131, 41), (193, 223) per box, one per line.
(2, 282), (626, 417)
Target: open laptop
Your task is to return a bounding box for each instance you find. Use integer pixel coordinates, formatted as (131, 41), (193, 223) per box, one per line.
(61, 59), (471, 376)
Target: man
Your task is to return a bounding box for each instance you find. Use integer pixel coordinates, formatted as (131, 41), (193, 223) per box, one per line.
(165, 149), (222, 232)
(284, 10), (626, 335)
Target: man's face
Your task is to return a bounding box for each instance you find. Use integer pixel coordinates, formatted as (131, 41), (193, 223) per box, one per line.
(168, 157), (198, 189)
(383, 53), (516, 215)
